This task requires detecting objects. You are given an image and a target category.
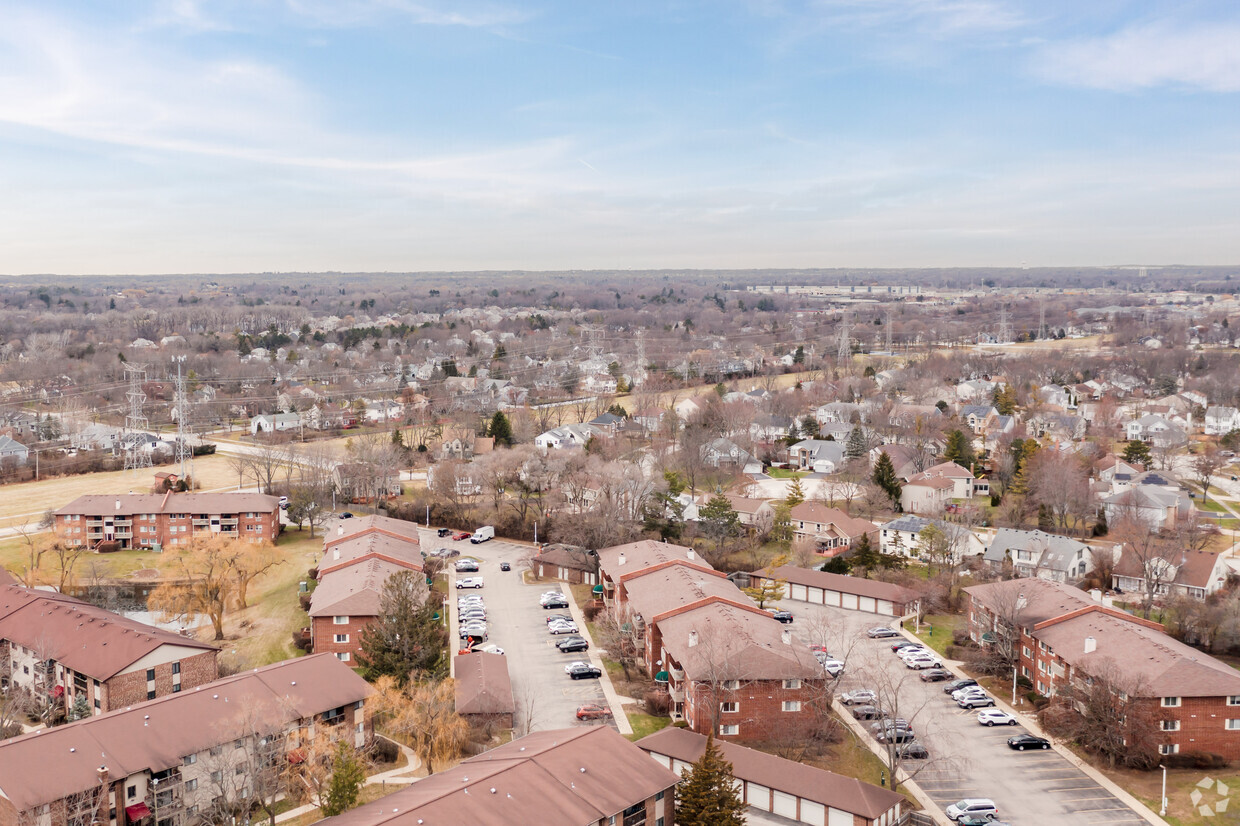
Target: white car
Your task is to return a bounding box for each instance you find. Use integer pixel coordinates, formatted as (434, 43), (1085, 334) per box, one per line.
(904, 655), (942, 670)
(946, 799), (999, 822)
(474, 643), (505, 655)
(953, 686), (988, 701)
(564, 660), (593, 674)
(821, 659), (845, 678)
(977, 709), (1018, 726)
(548, 621), (579, 635)
(455, 577), (484, 589)
(897, 646), (933, 661)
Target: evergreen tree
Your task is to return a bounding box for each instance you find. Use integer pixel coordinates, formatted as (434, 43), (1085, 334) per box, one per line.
(321, 742), (366, 817)
(675, 735), (747, 826)
(785, 477), (806, 507)
(848, 533), (881, 577)
(1037, 503), (1055, 531)
(1123, 439), (1152, 468)
(992, 384), (1018, 415)
(1010, 440), (1040, 496)
(769, 501), (793, 546)
(799, 415), (820, 440)
(943, 429), (975, 470)
(1093, 506), (1109, 537)
(845, 426), (867, 460)
(872, 451), (903, 507)
(820, 555), (852, 574)
(356, 572), (446, 685)
(488, 411), (514, 446)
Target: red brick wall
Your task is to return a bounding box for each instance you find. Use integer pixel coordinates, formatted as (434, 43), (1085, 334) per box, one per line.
(684, 678), (826, 743)
(588, 789), (675, 826)
(102, 649), (219, 711)
(1152, 696), (1240, 759)
(311, 615), (374, 663)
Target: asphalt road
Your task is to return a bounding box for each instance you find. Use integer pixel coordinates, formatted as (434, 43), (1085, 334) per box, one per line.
(786, 600), (1148, 826)
(427, 531), (618, 734)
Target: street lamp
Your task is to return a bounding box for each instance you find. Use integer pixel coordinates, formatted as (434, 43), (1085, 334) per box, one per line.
(1012, 664), (1018, 706)
(1160, 763), (1167, 816)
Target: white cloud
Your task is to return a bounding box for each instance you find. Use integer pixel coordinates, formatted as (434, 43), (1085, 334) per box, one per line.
(282, 0), (530, 29)
(1035, 21), (1240, 92)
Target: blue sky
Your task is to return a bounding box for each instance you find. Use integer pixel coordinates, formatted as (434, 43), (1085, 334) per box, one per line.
(0, 0), (1237, 274)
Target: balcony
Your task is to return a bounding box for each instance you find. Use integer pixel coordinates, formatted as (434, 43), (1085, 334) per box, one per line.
(668, 683), (685, 703)
(220, 518), (238, 527)
(669, 665), (684, 682)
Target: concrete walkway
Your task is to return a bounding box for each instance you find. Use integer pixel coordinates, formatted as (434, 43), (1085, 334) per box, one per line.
(273, 737), (421, 823)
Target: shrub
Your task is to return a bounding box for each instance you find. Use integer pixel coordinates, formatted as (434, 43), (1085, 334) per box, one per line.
(644, 690), (672, 717)
(371, 737), (400, 764)
(673, 720), (690, 729)
(1167, 751), (1228, 770)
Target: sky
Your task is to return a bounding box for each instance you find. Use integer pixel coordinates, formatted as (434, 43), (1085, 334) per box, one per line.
(0, 0), (1237, 274)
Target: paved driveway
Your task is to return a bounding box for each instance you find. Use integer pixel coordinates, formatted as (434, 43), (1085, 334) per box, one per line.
(786, 600), (1149, 826)
(426, 531), (619, 734)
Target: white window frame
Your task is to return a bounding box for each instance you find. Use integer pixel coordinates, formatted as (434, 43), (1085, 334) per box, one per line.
(1227, 719), (1240, 731)
(719, 702), (738, 714)
(1160, 720), (1180, 732)
(1159, 744), (1180, 755)
(333, 616), (349, 625)
(1228, 696), (1240, 706)
(719, 724), (739, 736)
(783, 679), (801, 689)
(1162, 697), (1181, 708)
(782, 700), (801, 712)
(722, 679), (740, 690)
(334, 634), (349, 644)
(337, 652), (351, 662)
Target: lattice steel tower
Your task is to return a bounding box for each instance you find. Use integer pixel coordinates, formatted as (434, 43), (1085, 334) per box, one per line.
(123, 364), (151, 471)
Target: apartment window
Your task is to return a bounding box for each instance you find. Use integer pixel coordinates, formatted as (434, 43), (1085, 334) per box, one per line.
(1159, 744), (1180, 755)
(719, 724), (739, 736)
(1227, 719), (1240, 731)
(209, 746), (223, 756)
(184, 779), (198, 792)
(337, 652), (351, 662)
(333, 616), (349, 625)
(172, 684), (181, 693)
(782, 679), (801, 689)
(334, 634), (349, 644)
(1228, 696), (1240, 706)
(720, 702), (738, 713)
(722, 680), (740, 690)
(147, 690), (156, 700)
(146, 668), (156, 681)
(172, 662), (181, 675)
(234, 739), (243, 750)
(183, 754), (197, 765)
(127, 786), (136, 799)
(1161, 720), (1180, 732)
(211, 771), (223, 783)
(655, 791), (665, 801)
(1162, 697), (1181, 708)
(1022, 646), (1032, 658)
(782, 701), (802, 712)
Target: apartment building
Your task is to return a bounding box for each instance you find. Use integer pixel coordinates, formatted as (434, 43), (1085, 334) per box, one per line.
(0, 585), (218, 717)
(54, 492), (280, 550)
(316, 726), (678, 826)
(0, 654), (372, 826)
(965, 578), (1240, 759)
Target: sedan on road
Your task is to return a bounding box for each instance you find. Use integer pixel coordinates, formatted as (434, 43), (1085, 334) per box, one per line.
(977, 709), (1018, 726)
(1007, 733), (1052, 751)
(576, 703), (614, 721)
(919, 668), (954, 682)
(557, 636), (590, 653)
(499, 561), (511, 571)
(867, 626), (900, 638)
(568, 663), (603, 680)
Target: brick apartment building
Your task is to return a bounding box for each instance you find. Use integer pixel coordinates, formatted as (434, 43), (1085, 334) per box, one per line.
(54, 492), (280, 550)
(308, 515), (423, 663)
(0, 654), (372, 826)
(965, 578), (1240, 759)
(316, 726), (678, 826)
(597, 540), (824, 742)
(0, 585), (218, 717)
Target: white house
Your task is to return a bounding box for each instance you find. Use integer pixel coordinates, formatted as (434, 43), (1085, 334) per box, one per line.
(878, 515), (985, 561)
(1125, 414), (1187, 447)
(251, 412), (302, 435)
(1205, 406), (1240, 436)
(0, 435), (29, 466)
(534, 423), (602, 451)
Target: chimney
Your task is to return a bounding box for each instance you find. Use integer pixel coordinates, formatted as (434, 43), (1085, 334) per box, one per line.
(688, 630), (698, 648)
(337, 524), (344, 536)
(781, 629), (792, 645)
(115, 499), (121, 511)
(1089, 588), (1102, 602)
(97, 766), (109, 783)
(618, 553), (626, 567)
(1084, 636), (1097, 654)
(687, 549), (696, 561)
(1016, 593), (1027, 610)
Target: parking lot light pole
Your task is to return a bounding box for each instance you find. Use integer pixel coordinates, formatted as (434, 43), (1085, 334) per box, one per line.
(1012, 665), (1018, 706)
(1160, 764), (1167, 816)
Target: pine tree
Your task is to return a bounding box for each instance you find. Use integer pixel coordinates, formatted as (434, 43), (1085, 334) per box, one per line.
(1093, 506), (1109, 537)
(321, 742), (366, 816)
(488, 411), (514, 446)
(848, 533), (881, 577)
(1010, 440), (1040, 496)
(1037, 503), (1055, 531)
(872, 451), (902, 507)
(785, 476), (807, 507)
(944, 429), (975, 470)
(845, 426), (867, 460)
(675, 735), (747, 826)
(357, 572), (446, 685)
(1122, 439), (1152, 468)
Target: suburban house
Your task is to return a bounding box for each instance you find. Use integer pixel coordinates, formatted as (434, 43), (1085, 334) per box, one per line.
(314, 726), (679, 826)
(878, 515), (985, 562)
(453, 652), (515, 729)
(787, 502), (877, 555)
(0, 435), (29, 466)
(982, 528), (1101, 583)
(54, 492), (281, 550)
(534, 423), (602, 451)
(334, 461), (403, 502)
(965, 578), (1240, 759)
(1112, 547), (1231, 602)
(868, 443), (926, 479)
(531, 544), (599, 585)
(701, 437), (760, 473)
(900, 461), (987, 515)
(1125, 414), (1188, 447)
(639, 727), (905, 826)
(249, 411), (301, 435)
(786, 439), (847, 473)
(1102, 485), (1191, 533)
(1027, 412), (1087, 442)
(0, 585), (218, 717)
(722, 494), (776, 533)
(308, 515), (424, 664)
(1205, 405), (1240, 436)
(748, 565), (921, 617)
(596, 540), (825, 741)
(960, 404), (998, 435)
(0, 655), (371, 826)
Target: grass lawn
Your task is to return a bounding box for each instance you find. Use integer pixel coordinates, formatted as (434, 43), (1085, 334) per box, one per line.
(766, 467), (807, 479)
(909, 614), (963, 659)
(624, 712), (672, 741)
(804, 729), (921, 810)
(279, 783), (404, 826)
(1196, 496), (1228, 514)
(1103, 764), (1240, 826)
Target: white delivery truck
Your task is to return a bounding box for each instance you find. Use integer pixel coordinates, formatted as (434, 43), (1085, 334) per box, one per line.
(470, 525), (495, 544)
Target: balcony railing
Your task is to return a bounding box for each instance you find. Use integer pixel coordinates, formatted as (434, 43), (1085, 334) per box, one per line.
(668, 665), (684, 681)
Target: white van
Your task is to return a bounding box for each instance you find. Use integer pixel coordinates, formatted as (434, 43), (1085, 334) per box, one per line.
(470, 526), (495, 544)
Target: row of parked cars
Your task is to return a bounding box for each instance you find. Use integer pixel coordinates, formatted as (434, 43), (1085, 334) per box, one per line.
(539, 590), (602, 681)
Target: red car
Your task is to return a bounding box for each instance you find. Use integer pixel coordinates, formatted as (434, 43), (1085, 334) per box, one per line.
(452, 531), (472, 541)
(576, 703), (614, 721)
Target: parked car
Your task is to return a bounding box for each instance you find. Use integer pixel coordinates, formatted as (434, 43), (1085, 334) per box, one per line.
(499, 561), (511, 571)
(545, 613), (574, 624)
(541, 597), (569, 610)
(871, 718), (912, 735)
(279, 496), (289, 509)
(897, 646), (933, 660)
(471, 526), (495, 544)
(945, 799), (999, 822)
(455, 560), (479, 572)
(898, 742), (929, 759)
(455, 577), (484, 590)
(568, 663), (603, 680)
(875, 728), (915, 744)
(891, 640), (922, 653)
(850, 705), (886, 720)
(956, 816), (1006, 826)
(433, 547), (461, 559)
(920, 668), (953, 682)
(548, 621), (580, 635)
(952, 685), (988, 700)
(458, 610), (487, 622)
(564, 660), (593, 674)
(437, 527), (452, 537)
(821, 659), (845, 678)
(841, 689), (877, 706)
(452, 531), (471, 541)
(766, 608), (793, 623)
(576, 703), (613, 720)
(473, 643), (505, 655)
(867, 626), (900, 638)
(557, 636), (589, 652)
(957, 693), (995, 709)
(459, 624), (488, 640)
(944, 678), (978, 695)
(977, 709), (1018, 726)
(1007, 733), (1051, 751)
(340, 512), (354, 519)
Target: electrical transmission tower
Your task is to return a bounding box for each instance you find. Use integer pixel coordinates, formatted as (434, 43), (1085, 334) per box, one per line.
(836, 313), (852, 361)
(172, 356), (192, 480)
(123, 364), (152, 471)
(582, 324), (605, 360)
(1037, 300), (1048, 341)
(997, 306), (1012, 344)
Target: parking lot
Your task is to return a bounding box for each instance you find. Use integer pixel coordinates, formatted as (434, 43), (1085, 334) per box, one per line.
(788, 600), (1149, 826)
(423, 529), (621, 734)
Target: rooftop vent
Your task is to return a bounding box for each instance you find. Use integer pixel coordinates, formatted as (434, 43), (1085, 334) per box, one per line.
(688, 630), (699, 648)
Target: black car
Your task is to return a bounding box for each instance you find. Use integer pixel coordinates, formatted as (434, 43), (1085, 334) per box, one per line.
(891, 640), (922, 653)
(568, 663), (602, 680)
(499, 562), (511, 571)
(767, 609), (793, 624)
(542, 599), (569, 610)
(1007, 733), (1052, 751)
(920, 668), (954, 682)
(898, 742), (929, 759)
(944, 678), (978, 694)
(850, 705), (886, 721)
(340, 511), (354, 519)
(557, 636), (590, 653)
(437, 527), (452, 537)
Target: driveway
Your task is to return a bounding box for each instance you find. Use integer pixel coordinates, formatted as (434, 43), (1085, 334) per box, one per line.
(786, 600), (1149, 826)
(428, 531), (622, 734)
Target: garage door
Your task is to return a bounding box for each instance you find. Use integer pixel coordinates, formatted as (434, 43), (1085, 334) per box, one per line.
(841, 593), (858, 610)
(773, 791), (797, 819)
(859, 596), (876, 613)
(825, 590), (841, 606)
(828, 807), (853, 826)
(790, 583), (807, 601)
(746, 783), (771, 811)
(799, 801), (825, 826)
(808, 586), (824, 604)
(878, 599), (893, 615)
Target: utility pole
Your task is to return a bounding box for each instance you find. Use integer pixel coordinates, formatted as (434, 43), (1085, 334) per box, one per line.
(123, 364), (152, 472)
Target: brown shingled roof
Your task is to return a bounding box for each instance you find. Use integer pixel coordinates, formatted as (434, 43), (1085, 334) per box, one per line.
(597, 539), (714, 577)
(453, 652), (515, 716)
(55, 492), (279, 516)
(325, 514), (422, 548)
(657, 601), (821, 681)
(756, 565), (921, 606)
(308, 558), (419, 618)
